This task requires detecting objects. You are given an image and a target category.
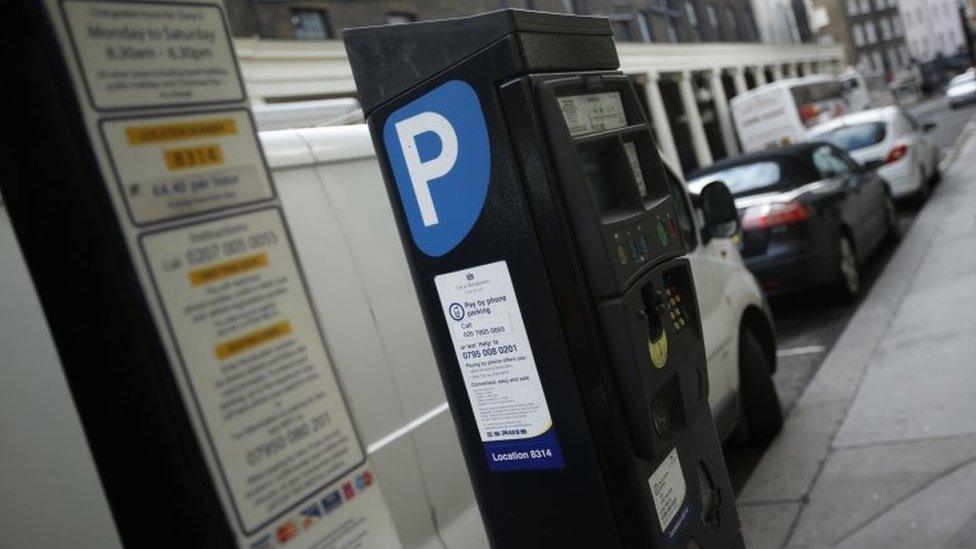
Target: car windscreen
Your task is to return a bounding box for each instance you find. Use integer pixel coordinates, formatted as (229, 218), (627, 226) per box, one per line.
(811, 122), (886, 152)
(688, 161), (783, 197)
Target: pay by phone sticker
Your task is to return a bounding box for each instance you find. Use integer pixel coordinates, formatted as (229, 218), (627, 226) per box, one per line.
(434, 261), (565, 471)
(100, 110), (274, 225)
(557, 92), (627, 137)
(140, 208), (365, 534)
(382, 79), (490, 257)
(60, 0), (245, 110)
(649, 448), (687, 532)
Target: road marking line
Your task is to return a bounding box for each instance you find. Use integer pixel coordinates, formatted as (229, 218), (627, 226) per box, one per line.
(777, 345), (826, 358)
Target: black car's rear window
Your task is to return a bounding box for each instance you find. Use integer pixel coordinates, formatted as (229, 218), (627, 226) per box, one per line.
(690, 159), (796, 196)
(812, 122), (886, 152)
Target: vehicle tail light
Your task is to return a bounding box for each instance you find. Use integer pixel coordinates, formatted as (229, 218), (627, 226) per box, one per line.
(740, 202), (811, 230)
(885, 143), (909, 164)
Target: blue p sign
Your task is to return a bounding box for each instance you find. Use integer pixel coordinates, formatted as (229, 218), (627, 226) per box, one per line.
(383, 80), (491, 257)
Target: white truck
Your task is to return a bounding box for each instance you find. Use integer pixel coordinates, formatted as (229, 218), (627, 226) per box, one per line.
(0, 123), (778, 548)
(731, 74), (849, 152)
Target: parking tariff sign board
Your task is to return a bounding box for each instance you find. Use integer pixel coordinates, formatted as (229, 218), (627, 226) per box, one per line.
(42, 0), (402, 546)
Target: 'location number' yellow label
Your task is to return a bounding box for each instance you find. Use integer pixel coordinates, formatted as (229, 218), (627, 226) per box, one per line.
(164, 144), (224, 171)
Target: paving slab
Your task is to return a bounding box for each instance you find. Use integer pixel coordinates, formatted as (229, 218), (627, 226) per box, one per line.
(737, 400), (847, 504)
(837, 458), (976, 548)
(788, 434), (976, 547)
(834, 274), (976, 447)
(739, 502), (801, 549)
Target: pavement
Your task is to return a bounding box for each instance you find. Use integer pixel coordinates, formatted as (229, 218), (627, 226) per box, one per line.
(764, 95), (976, 418)
(737, 114), (976, 548)
(724, 95), (976, 494)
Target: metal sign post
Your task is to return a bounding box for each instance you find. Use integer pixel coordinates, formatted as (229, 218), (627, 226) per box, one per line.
(1, 1), (399, 547)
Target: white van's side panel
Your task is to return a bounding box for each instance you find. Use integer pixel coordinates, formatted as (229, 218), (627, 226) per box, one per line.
(730, 85), (804, 152)
(262, 128), (490, 549)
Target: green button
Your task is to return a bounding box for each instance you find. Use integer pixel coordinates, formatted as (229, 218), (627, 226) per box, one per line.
(657, 222), (668, 246)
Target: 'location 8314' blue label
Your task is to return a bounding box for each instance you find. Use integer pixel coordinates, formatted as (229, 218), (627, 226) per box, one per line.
(382, 80), (491, 257)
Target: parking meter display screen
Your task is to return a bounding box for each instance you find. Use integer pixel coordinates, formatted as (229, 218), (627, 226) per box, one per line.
(558, 92), (627, 136)
(579, 148), (621, 214)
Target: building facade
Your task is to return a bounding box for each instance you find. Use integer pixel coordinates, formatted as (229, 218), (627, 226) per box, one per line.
(898, 0), (966, 63)
(751, 0), (813, 44)
(809, 0), (908, 74)
(222, 0), (760, 43)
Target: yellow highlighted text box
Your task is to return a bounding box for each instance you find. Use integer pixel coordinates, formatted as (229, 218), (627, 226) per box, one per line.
(215, 321), (292, 360)
(189, 252), (268, 287)
(126, 118), (238, 145)
(164, 144), (225, 171)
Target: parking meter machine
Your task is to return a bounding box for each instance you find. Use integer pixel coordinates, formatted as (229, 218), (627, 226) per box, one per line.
(345, 9), (742, 548)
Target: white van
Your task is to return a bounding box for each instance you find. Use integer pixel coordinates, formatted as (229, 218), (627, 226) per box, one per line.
(0, 124), (778, 547)
(731, 74), (848, 152)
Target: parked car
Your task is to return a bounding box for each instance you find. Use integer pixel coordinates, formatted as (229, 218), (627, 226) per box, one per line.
(805, 106), (939, 201)
(688, 142), (898, 300)
(0, 122), (781, 547)
(730, 74), (849, 152)
(947, 70), (976, 109)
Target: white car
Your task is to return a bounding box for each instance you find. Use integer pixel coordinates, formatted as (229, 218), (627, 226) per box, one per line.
(657, 154), (782, 444)
(806, 106), (939, 200)
(947, 70), (976, 109)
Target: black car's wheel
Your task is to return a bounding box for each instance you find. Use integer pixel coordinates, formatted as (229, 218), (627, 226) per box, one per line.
(914, 163), (931, 205)
(738, 328), (782, 444)
(835, 233), (860, 301)
(884, 191), (901, 242)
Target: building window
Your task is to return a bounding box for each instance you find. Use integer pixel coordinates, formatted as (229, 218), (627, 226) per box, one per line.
(706, 3), (719, 32)
(662, 0), (683, 43)
(637, 12), (654, 42)
(609, 15), (637, 41)
(725, 6), (739, 40)
(290, 9), (331, 40)
(847, 0), (859, 15)
(386, 12), (417, 25)
(742, 8), (757, 41)
(880, 18), (891, 40)
(865, 21), (877, 44)
(893, 16), (903, 37)
(685, 1), (701, 41)
(853, 24), (864, 46)
(872, 50), (884, 72)
(886, 47), (899, 69)
(859, 0), (870, 13)
(666, 16), (680, 42)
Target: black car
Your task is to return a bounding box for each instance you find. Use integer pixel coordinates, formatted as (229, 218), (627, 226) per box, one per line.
(688, 142), (897, 298)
